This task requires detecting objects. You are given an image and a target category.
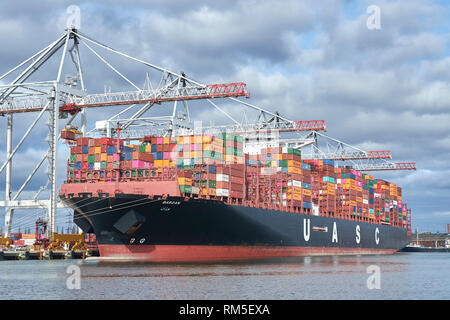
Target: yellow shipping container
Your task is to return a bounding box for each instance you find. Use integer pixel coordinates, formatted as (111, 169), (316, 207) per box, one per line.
(163, 137), (170, 144)
(288, 187), (302, 194)
(95, 146), (101, 154)
(162, 159), (169, 167)
(154, 160), (163, 167)
(350, 200), (356, 206)
(369, 213), (375, 219)
(202, 135), (212, 144)
(194, 135), (203, 144)
(302, 189), (311, 196)
(287, 194), (302, 200)
(209, 188), (216, 196)
(287, 160), (301, 168)
(356, 197), (362, 202)
(287, 167), (302, 174)
(178, 177), (192, 185)
(100, 153), (107, 161)
(145, 144), (152, 152)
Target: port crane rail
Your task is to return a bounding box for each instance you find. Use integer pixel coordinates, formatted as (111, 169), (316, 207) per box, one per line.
(0, 28), (415, 238)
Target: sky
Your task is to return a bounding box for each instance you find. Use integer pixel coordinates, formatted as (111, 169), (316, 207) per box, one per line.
(0, 0), (449, 233)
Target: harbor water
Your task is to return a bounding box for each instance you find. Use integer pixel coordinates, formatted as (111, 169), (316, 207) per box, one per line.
(0, 252), (449, 300)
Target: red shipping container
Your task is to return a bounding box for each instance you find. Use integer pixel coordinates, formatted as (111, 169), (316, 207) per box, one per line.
(230, 191), (243, 198)
(13, 240), (25, 246)
(231, 183), (242, 191)
(230, 176), (244, 184)
(76, 137), (89, 146)
(61, 130), (75, 140)
(88, 139), (96, 147)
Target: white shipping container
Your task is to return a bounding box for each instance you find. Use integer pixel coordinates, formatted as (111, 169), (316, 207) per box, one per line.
(363, 199), (369, 205)
(216, 174), (229, 182)
(287, 180), (302, 187)
(94, 162), (101, 170)
(191, 187), (199, 194)
(216, 189), (229, 197)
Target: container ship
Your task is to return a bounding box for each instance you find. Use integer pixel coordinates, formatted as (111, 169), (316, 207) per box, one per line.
(59, 133), (411, 262)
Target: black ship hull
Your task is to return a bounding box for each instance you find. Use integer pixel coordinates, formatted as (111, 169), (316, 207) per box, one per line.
(63, 194), (409, 262)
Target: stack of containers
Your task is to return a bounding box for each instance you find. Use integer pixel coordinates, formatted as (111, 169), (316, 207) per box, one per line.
(362, 173), (375, 220)
(178, 169), (193, 194)
(301, 162), (312, 210)
(305, 159), (336, 215)
(335, 168), (357, 219)
(221, 133), (244, 164)
(141, 136), (176, 169)
(285, 149), (303, 208)
(202, 135), (224, 165)
(68, 137), (129, 182)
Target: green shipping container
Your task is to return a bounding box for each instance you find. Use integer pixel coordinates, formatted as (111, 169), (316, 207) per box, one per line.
(179, 185), (192, 193)
(139, 145), (146, 152)
(287, 148), (301, 156)
(101, 161), (107, 169)
(203, 150), (215, 158)
(209, 180), (216, 188)
(88, 155), (95, 164)
(70, 154), (76, 162)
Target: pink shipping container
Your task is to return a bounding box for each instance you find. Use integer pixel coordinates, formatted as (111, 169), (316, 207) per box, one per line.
(157, 137), (163, 144)
(131, 160), (153, 169)
(113, 153), (119, 161)
(163, 152), (169, 160)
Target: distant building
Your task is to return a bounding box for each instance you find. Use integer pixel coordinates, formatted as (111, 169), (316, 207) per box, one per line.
(447, 224), (450, 234)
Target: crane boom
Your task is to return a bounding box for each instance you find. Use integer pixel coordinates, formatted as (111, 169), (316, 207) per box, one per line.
(0, 82), (249, 116)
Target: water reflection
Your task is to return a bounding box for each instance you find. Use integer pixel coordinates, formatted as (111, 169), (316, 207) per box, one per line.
(0, 253), (449, 299)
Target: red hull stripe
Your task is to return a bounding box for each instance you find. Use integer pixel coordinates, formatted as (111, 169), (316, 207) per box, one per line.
(98, 245), (397, 262)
